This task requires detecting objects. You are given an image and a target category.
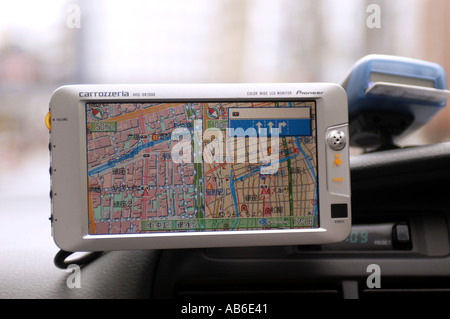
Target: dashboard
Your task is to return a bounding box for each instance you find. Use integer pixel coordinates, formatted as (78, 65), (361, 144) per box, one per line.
(1, 141), (450, 299)
(152, 142), (450, 299)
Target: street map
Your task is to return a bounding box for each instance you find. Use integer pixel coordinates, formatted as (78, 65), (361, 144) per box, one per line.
(85, 101), (318, 234)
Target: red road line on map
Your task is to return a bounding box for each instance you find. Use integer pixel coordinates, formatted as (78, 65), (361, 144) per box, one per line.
(106, 103), (180, 123)
(138, 108), (146, 135)
(138, 108), (150, 220)
(87, 179), (96, 234)
(249, 102), (271, 108)
(205, 200), (214, 220)
(204, 162), (215, 218)
(204, 162), (227, 176)
(142, 158), (149, 220)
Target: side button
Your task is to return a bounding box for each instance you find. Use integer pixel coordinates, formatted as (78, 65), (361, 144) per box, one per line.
(327, 130), (347, 151)
(393, 223), (412, 250)
(45, 112), (51, 130)
(331, 203), (348, 219)
(326, 126), (350, 196)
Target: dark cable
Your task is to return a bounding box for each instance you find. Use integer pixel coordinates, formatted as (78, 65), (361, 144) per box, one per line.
(54, 249), (104, 269)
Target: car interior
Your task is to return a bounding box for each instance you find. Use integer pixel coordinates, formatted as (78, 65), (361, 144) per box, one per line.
(1, 0), (450, 304)
(3, 139), (450, 300)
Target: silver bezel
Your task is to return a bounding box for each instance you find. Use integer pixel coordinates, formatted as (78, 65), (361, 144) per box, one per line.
(50, 83), (351, 251)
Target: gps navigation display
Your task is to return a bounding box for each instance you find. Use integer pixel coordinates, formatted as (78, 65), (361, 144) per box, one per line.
(85, 101), (318, 235)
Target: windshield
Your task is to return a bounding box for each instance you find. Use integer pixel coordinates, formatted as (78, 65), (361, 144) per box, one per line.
(0, 0), (448, 199)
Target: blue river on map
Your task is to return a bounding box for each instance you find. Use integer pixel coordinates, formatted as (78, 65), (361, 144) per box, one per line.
(88, 135), (170, 176)
(229, 136), (318, 230)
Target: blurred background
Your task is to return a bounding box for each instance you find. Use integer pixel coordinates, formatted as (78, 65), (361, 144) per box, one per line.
(0, 0), (449, 198)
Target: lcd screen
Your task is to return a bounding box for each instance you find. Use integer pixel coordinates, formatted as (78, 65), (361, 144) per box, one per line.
(85, 101), (318, 234)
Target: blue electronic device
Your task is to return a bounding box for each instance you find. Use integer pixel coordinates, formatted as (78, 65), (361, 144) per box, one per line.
(342, 54), (449, 149)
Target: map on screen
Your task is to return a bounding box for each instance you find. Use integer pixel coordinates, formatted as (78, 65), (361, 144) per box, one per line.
(85, 101), (318, 234)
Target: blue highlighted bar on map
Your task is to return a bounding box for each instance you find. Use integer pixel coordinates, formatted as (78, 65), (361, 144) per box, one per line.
(228, 107), (312, 137)
(229, 119), (311, 137)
